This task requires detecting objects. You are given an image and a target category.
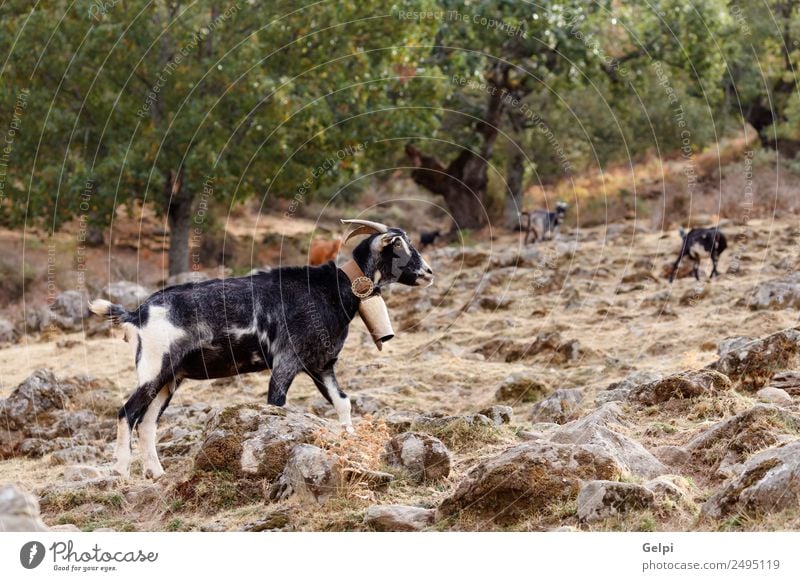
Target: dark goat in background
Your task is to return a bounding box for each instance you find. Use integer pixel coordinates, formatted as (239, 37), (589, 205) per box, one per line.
(419, 230), (441, 249)
(668, 226), (727, 283)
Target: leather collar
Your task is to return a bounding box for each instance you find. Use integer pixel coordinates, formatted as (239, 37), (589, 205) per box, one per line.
(339, 260), (376, 299)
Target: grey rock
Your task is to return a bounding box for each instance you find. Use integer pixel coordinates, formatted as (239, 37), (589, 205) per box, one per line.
(0, 369), (74, 432)
(63, 465), (107, 482)
(194, 404), (329, 479)
(708, 329), (800, 391)
(748, 273), (800, 310)
(49, 524), (82, 532)
(364, 505), (436, 531)
(577, 480), (654, 523)
(384, 432), (451, 482)
(685, 404), (800, 478)
(757, 387), (793, 406)
(597, 370), (663, 405)
(439, 441), (622, 523)
(530, 388), (584, 424)
(496, 372), (549, 403)
(629, 369), (732, 405)
(49, 445), (104, 466)
(104, 281), (150, 309)
(269, 444), (343, 505)
(0, 485), (47, 532)
(702, 440), (800, 518)
(478, 405), (514, 425)
(0, 317), (16, 343)
(50, 290), (90, 323)
(550, 403), (667, 478)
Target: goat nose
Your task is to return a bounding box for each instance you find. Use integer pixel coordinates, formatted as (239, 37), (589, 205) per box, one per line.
(425, 266), (433, 274)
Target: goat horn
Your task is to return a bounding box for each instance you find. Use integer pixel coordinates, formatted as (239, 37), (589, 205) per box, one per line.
(341, 219), (389, 243)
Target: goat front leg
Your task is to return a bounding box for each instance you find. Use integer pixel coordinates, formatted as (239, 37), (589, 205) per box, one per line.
(711, 254), (720, 278)
(312, 370), (354, 434)
(267, 363), (299, 407)
(668, 253), (684, 283)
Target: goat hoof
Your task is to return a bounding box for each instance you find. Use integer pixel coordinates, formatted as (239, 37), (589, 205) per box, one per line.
(111, 464), (130, 479)
(344, 425), (356, 436)
(144, 467), (164, 480)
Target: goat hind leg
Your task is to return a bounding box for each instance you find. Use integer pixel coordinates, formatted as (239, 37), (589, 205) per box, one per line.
(312, 371), (353, 434)
(139, 383), (173, 480)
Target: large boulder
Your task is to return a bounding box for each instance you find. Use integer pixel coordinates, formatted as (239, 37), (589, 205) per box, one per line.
(684, 405), (800, 479)
(104, 281), (150, 309)
(439, 441), (621, 523)
(384, 432), (451, 483)
(269, 444), (343, 505)
(530, 388), (584, 424)
(363, 505), (436, 531)
(0, 369), (75, 432)
(495, 372), (549, 403)
(707, 329), (800, 391)
(577, 480), (654, 523)
(550, 404), (667, 479)
(748, 273), (800, 310)
(596, 370), (663, 405)
(628, 369), (732, 405)
(0, 317), (16, 343)
(50, 290), (90, 324)
(0, 485), (47, 532)
(702, 440), (800, 519)
(194, 404), (329, 480)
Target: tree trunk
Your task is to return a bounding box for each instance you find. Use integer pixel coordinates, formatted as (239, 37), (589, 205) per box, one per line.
(405, 70), (508, 231)
(166, 170), (193, 276)
(504, 148), (525, 230)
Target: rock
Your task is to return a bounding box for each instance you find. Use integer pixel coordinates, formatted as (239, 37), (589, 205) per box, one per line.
(240, 508), (292, 531)
(479, 296), (513, 310)
(49, 445), (104, 466)
(49, 524), (81, 532)
(717, 336), (752, 357)
(478, 405), (513, 425)
(550, 404), (667, 478)
(50, 290), (89, 323)
(479, 332), (582, 364)
(343, 466), (395, 490)
(0, 485), (47, 532)
(124, 484), (163, 508)
(194, 404), (329, 479)
(63, 465), (107, 482)
(0, 317), (16, 343)
(455, 248), (490, 268)
(311, 394), (383, 419)
(757, 387), (793, 406)
(748, 273), (800, 310)
(645, 476), (691, 503)
(364, 505), (436, 531)
(628, 369), (732, 405)
(104, 281), (150, 309)
(596, 370), (663, 404)
(702, 440), (800, 519)
(384, 432), (451, 482)
(653, 446), (691, 468)
(439, 441), (621, 523)
(165, 271), (210, 287)
(708, 329), (800, 391)
(0, 369), (75, 433)
(577, 480), (654, 523)
(530, 389), (584, 424)
(495, 372), (549, 403)
(269, 444), (343, 505)
(684, 404), (800, 478)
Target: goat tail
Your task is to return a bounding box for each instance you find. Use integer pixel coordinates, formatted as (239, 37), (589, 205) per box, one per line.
(88, 299), (130, 326)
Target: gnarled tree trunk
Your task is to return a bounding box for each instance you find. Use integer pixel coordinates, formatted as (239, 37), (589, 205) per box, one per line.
(166, 170), (192, 276)
(405, 65), (511, 231)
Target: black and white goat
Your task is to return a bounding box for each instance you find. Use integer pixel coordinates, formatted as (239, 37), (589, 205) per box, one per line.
(88, 219), (434, 479)
(668, 226), (727, 283)
(521, 201), (568, 245)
